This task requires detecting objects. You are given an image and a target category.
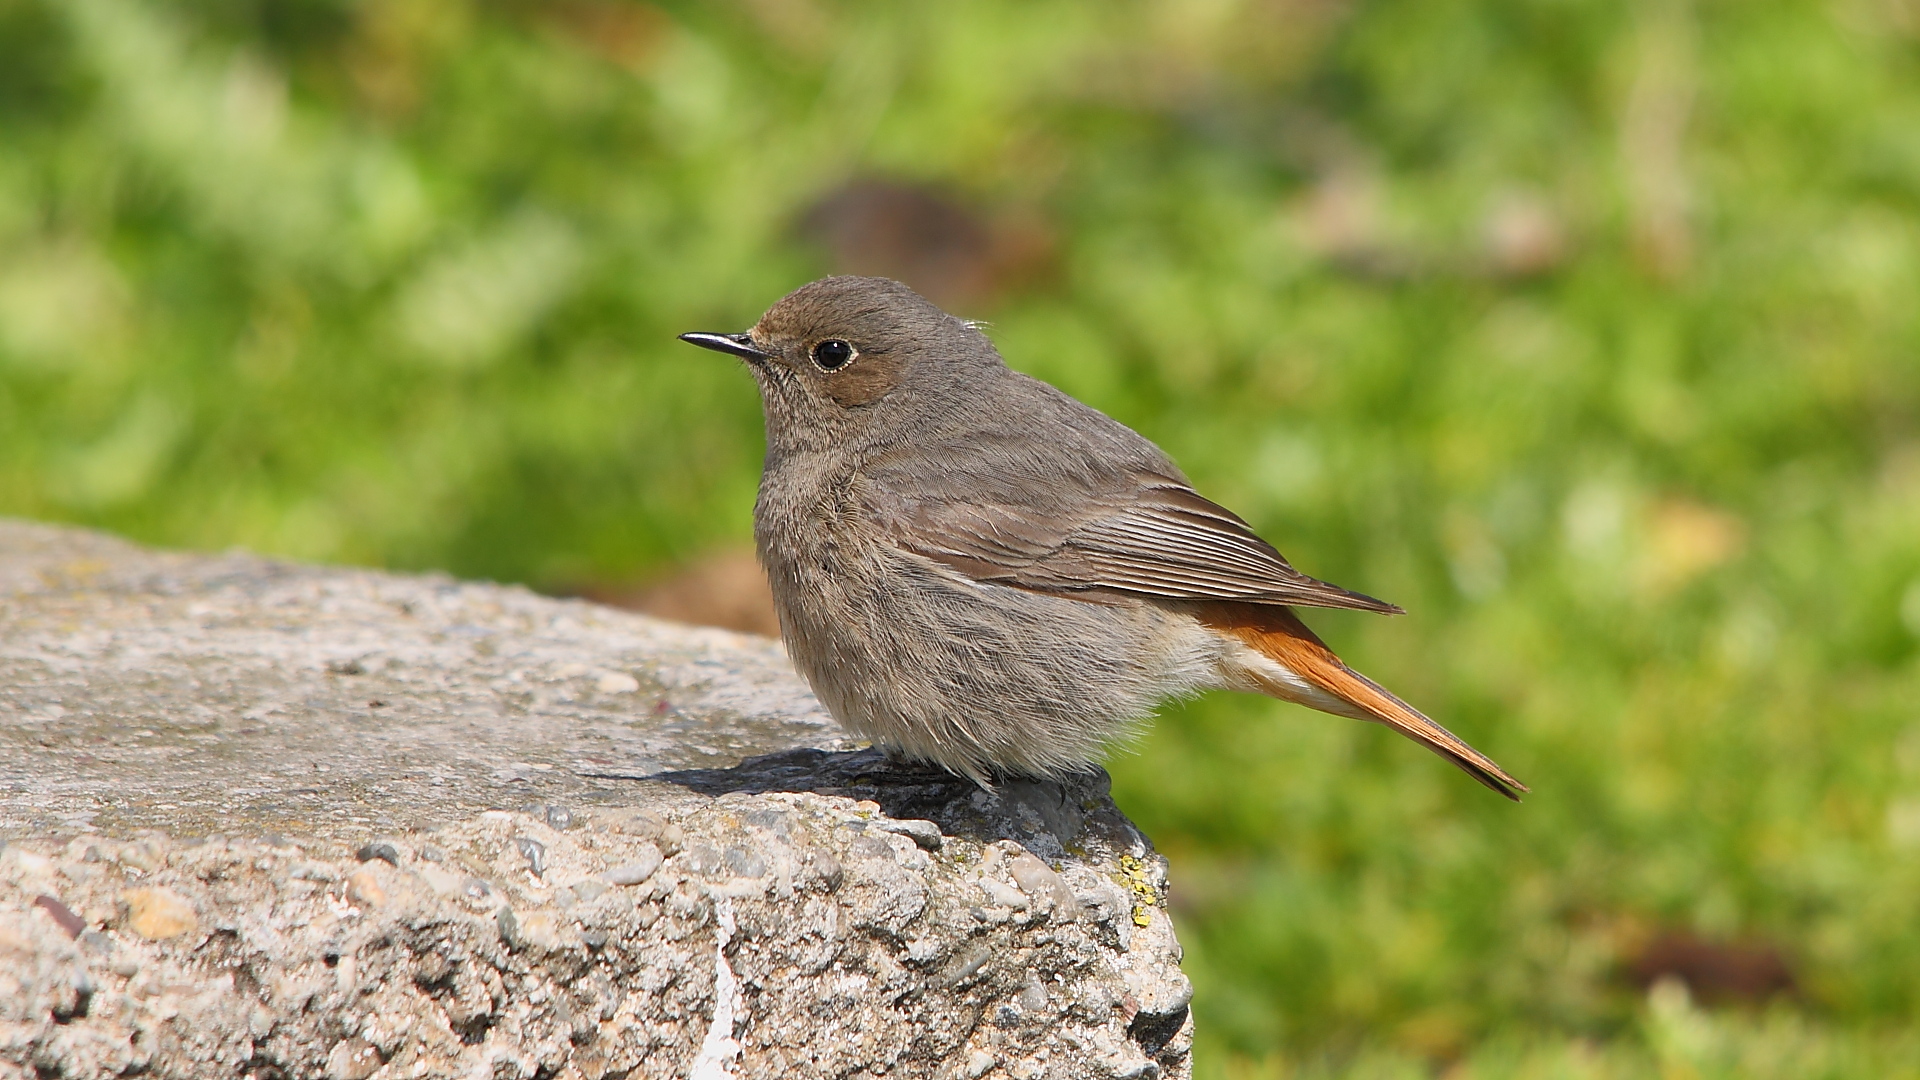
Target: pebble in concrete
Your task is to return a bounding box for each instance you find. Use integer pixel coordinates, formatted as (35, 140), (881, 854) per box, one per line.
(120, 888), (196, 940)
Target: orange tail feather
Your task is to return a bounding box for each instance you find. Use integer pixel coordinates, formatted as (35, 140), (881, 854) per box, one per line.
(1197, 602), (1527, 800)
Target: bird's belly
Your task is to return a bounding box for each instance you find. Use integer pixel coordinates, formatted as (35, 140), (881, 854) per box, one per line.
(762, 540), (1228, 781)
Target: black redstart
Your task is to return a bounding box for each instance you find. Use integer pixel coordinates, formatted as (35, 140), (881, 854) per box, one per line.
(680, 276), (1525, 798)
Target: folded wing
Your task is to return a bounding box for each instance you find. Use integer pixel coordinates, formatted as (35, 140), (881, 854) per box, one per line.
(868, 470), (1402, 614)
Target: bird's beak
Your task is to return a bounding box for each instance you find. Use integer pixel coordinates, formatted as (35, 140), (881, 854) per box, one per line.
(677, 332), (770, 361)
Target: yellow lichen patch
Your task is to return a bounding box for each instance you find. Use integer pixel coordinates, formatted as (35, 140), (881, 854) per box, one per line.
(1113, 854), (1159, 927)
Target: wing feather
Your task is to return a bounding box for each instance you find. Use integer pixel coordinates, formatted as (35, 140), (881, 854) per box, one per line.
(867, 471), (1402, 614)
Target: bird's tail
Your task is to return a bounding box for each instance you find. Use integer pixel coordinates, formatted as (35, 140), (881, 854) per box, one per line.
(1196, 602), (1527, 800)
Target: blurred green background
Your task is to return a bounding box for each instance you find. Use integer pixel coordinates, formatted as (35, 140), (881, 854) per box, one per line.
(5, 0), (1920, 1074)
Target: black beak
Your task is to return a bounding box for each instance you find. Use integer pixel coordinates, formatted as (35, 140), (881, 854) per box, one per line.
(678, 332), (769, 360)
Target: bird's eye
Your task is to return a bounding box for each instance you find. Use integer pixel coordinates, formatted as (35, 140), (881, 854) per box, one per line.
(811, 339), (855, 371)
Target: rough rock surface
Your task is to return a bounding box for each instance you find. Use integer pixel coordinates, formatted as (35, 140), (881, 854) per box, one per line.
(0, 520), (1192, 1079)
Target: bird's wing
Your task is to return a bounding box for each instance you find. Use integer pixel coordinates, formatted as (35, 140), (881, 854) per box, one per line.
(865, 471), (1402, 614)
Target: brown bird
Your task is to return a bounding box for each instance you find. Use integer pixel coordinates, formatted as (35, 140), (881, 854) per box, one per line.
(682, 276), (1526, 799)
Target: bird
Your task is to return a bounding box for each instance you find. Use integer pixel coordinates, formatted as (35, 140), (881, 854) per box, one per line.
(679, 276), (1525, 799)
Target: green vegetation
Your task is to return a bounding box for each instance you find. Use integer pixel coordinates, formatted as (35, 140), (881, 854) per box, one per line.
(4, 0), (1919, 1074)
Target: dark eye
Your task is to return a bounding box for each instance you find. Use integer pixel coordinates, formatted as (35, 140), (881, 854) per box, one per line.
(811, 339), (855, 371)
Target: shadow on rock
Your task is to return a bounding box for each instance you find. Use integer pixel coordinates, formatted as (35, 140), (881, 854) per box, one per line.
(641, 747), (1149, 861)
